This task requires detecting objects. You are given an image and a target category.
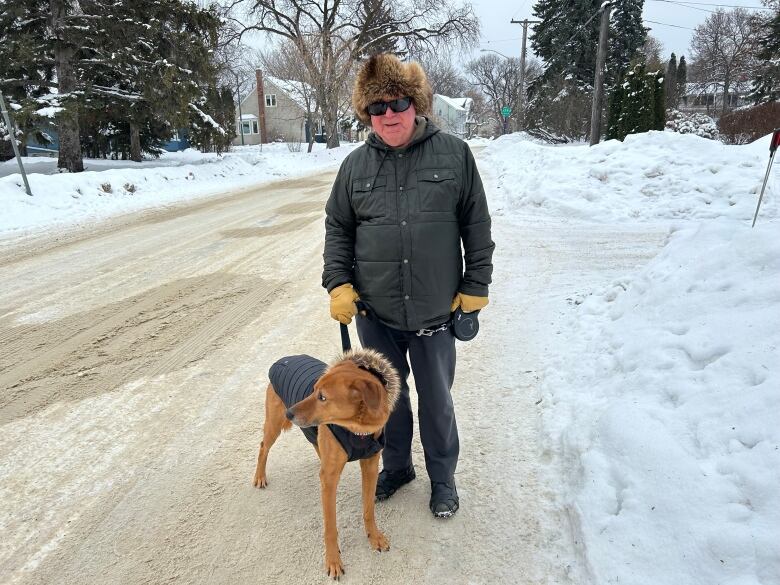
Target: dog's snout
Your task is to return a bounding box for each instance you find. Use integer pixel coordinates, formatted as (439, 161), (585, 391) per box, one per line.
(285, 408), (295, 421)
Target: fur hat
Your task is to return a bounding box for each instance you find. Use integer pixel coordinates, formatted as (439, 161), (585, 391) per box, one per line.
(352, 53), (433, 126)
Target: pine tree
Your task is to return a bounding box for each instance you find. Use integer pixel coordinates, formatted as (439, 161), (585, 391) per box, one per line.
(751, 8), (780, 103)
(608, 0), (648, 82)
(653, 70), (666, 129)
(666, 53), (678, 109)
(531, 0), (602, 86)
(676, 55), (688, 104)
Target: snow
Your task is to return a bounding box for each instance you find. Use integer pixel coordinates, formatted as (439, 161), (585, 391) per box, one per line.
(2, 128), (779, 585)
(481, 130), (778, 223)
(480, 130), (779, 585)
(0, 142), (360, 237)
(34, 106), (64, 118)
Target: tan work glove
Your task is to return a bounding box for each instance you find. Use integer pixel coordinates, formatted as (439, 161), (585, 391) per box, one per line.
(329, 283), (359, 324)
(450, 292), (489, 313)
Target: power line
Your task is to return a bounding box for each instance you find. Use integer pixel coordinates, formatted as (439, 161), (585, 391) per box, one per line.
(644, 19), (696, 30)
(648, 0), (717, 13)
(647, 0), (771, 7)
(480, 37), (523, 44)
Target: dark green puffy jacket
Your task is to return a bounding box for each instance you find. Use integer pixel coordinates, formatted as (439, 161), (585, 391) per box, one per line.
(322, 120), (494, 331)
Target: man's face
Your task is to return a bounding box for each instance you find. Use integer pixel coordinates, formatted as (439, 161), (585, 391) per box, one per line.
(370, 96), (417, 148)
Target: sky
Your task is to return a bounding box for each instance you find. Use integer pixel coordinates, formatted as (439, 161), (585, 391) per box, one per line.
(471, 0), (773, 63)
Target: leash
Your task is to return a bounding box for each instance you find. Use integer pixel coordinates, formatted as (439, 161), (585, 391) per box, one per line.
(340, 323), (351, 352)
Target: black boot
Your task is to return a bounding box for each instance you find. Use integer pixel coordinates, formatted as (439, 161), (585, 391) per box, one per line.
(429, 479), (459, 518)
(375, 465), (416, 501)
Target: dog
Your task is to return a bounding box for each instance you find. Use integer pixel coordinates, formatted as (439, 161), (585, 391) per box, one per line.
(252, 348), (400, 579)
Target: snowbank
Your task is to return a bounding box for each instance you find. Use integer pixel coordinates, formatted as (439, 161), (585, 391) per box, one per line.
(539, 219), (780, 585)
(482, 131), (778, 223)
(0, 142), (360, 237)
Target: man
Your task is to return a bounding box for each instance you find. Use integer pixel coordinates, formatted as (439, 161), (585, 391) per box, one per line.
(322, 53), (494, 518)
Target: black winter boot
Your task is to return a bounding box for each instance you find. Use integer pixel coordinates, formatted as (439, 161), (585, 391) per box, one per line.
(375, 465), (416, 501)
(429, 480), (459, 518)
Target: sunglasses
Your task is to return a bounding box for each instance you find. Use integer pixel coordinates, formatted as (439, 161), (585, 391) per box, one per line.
(367, 96), (412, 116)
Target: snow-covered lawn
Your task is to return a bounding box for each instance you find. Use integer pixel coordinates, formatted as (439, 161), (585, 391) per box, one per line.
(0, 142), (360, 237)
(481, 131), (779, 585)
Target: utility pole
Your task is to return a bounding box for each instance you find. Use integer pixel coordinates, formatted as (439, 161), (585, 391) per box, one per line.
(510, 19), (540, 130)
(0, 90), (33, 196)
(589, 1), (612, 146)
(235, 73), (245, 146)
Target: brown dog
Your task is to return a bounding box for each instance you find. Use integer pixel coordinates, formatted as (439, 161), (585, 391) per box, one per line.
(252, 349), (400, 579)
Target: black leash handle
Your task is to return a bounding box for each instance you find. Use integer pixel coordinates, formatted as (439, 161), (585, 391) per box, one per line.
(340, 323), (351, 352)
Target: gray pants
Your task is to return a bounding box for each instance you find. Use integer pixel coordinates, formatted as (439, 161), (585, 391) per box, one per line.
(356, 315), (458, 482)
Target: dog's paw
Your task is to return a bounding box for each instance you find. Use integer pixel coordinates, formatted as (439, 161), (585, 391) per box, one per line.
(368, 530), (390, 552)
(252, 472), (268, 488)
(325, 554), (344, 580)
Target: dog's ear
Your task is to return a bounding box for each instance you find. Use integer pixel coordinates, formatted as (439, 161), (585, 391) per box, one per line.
(352, 377), (384, 413)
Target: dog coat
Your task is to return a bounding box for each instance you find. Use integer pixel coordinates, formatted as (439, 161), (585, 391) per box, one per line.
(269, 355), (386, 462)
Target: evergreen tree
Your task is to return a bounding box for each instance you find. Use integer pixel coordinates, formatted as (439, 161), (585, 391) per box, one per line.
(676, 55), (688, 104)
(0, 0), (54, 160)
(751, 8), (780, 103)
(608, 0), (648, 81)
(665, 53), (678, 109)
(531, 0), (602, 86)
(607, 63), (665, 140)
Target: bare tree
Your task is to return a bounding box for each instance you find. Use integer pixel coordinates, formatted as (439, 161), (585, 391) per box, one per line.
(225, 0), (479, 148)
(641, 35), (664, 70)
(689, 8), (759, 115)
(413, 51), (470, 97)
(466, 53), (541, 134)
(261, 39), (324, 152)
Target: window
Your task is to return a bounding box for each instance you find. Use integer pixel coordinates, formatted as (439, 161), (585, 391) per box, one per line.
(265, 94), (277, 107)
(241, 121), (252, 135)
(252, 120), (259, 134)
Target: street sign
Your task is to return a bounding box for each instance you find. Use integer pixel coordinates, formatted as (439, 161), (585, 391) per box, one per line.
(501, 106), (512, 118)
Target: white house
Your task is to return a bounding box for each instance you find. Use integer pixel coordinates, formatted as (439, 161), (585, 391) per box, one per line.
(431, 94), (473, 138)
(679, 80), (751, 115)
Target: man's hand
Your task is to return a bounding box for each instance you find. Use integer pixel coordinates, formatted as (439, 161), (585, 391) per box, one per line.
(329, 283), (359, 324)
(450, 292), (489, 313)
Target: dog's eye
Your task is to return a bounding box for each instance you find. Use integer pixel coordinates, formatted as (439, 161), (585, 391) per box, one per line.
(318, 393), (326, 402)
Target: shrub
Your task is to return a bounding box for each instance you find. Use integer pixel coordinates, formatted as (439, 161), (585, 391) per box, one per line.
(718, 102), (780, 145)
(665, 110), (719, 140)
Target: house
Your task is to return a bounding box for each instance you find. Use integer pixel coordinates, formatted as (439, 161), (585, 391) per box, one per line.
(678, 80), (751, 116)
(431, 94), (473, 138)
(233, 70), (324, 146)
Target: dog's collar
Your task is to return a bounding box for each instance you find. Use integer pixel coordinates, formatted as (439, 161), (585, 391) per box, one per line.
(352, 430), (373, 436)
(358, 365), (387, 388)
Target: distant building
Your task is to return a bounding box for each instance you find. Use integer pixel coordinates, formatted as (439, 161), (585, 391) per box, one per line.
(431, 94), (473, 138)
(233, 70), (324, 146)
(679, 81), (751, 116)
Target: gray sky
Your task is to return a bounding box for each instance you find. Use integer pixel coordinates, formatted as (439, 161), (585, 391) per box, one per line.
(470, 0), (772, 63)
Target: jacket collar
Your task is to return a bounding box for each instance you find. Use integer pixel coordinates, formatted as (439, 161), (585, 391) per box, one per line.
(366, 116), (440, 152)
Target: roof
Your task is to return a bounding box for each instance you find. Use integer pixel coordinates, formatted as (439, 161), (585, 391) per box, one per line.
(434, 94), (473, 112)
(265, 75), (316, 112)
(239, 113), (258, 120)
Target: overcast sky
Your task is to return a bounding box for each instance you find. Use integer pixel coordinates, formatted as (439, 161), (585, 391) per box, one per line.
(471, 0), (772, 63)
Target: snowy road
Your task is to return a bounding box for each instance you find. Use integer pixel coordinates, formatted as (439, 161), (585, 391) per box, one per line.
(0, 155), (665, 584)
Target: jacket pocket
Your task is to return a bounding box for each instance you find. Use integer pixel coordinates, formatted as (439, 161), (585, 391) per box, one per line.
(351, 176), (387, 219)
(418, 169), (457, 212)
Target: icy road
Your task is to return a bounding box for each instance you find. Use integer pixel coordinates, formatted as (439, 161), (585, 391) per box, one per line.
(0, 154), (664, 584)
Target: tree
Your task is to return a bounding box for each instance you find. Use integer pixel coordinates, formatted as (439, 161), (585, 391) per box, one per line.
(666, 53), (678, 109)
(531, 0), (602, 86)
(466, 53), (541, 135)
(676, 55), (688, 102)
(607, 63), (665, 140)
(261, 38), (324, 152)
(640, 34), (664, 70)
(609, 0), (648, 78)
(751, 4), (780, 103)
(227, 0), (479, 148)
(414, 52), (470, 98)
(690, 8), (759, 115)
